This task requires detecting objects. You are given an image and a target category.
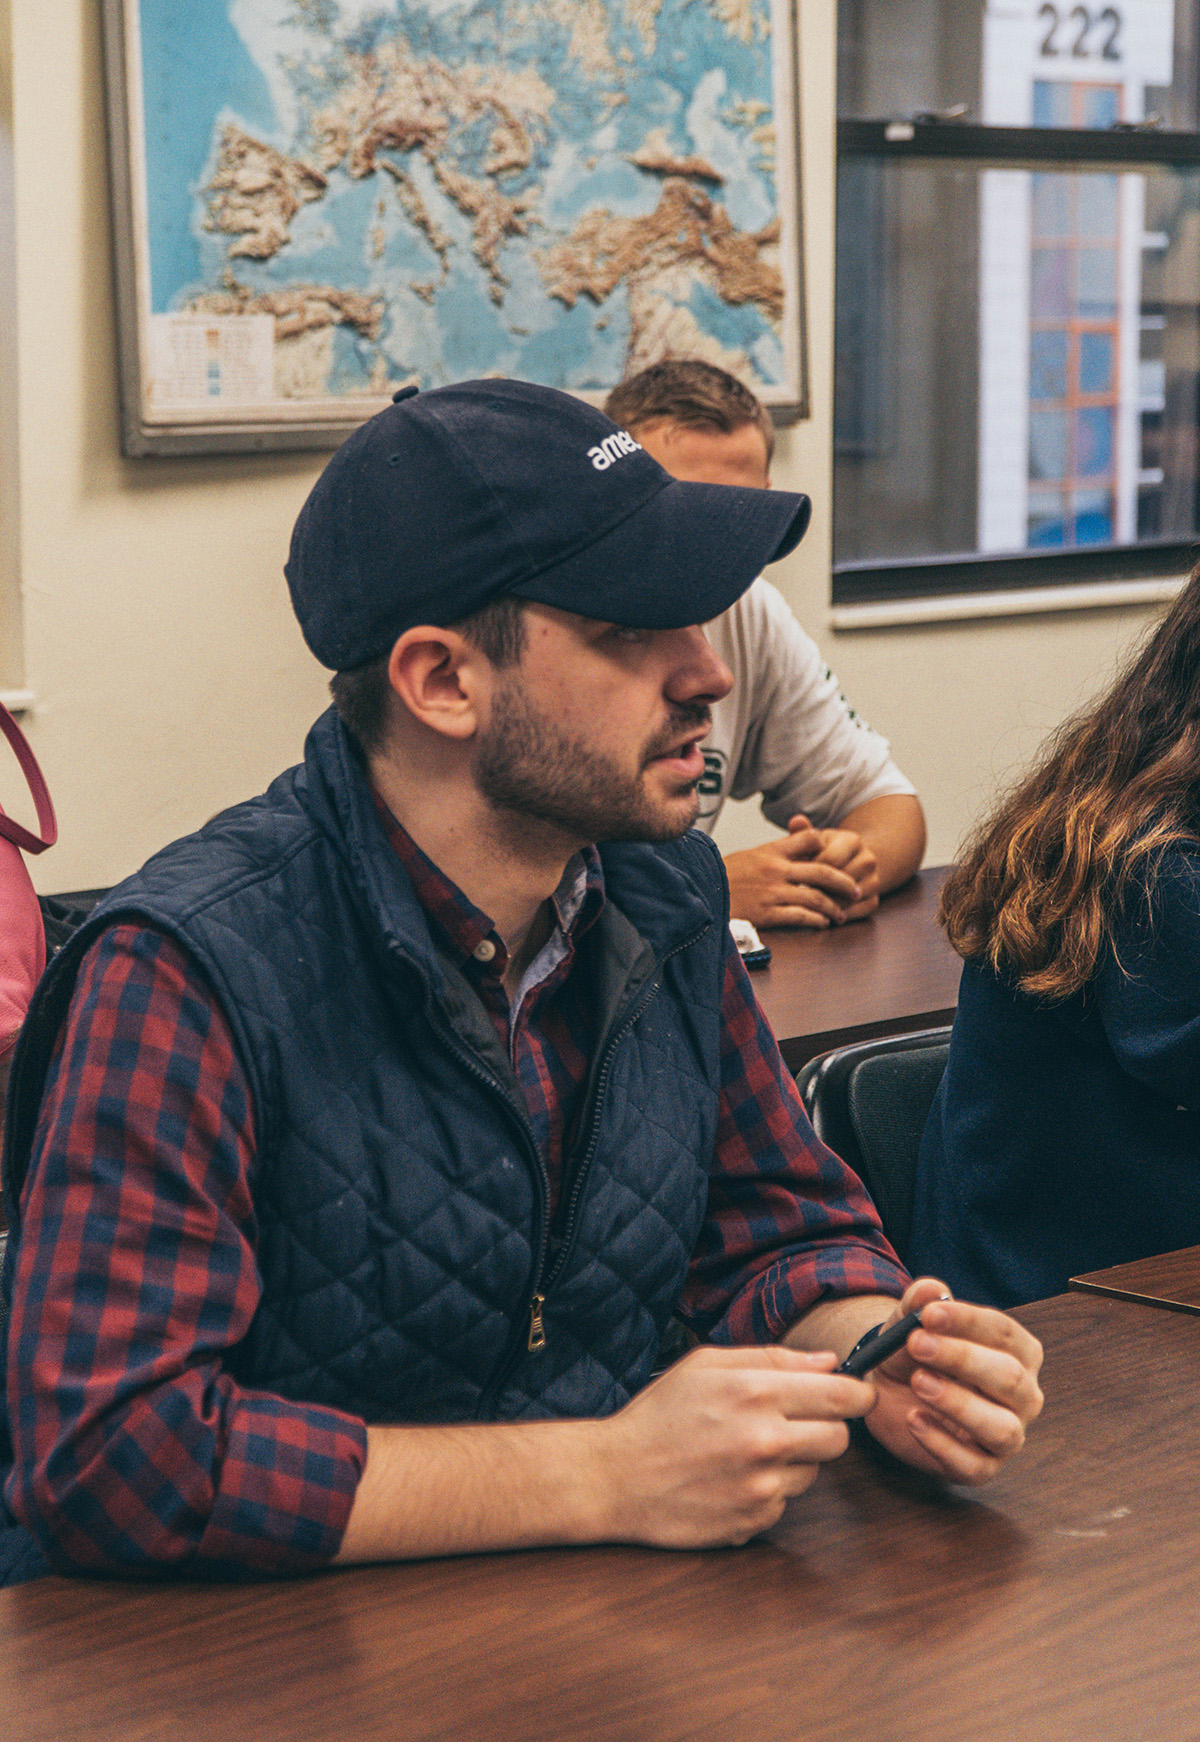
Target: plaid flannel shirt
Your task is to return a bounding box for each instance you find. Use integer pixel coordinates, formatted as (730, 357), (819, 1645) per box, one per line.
(5, 814), (907, 1576)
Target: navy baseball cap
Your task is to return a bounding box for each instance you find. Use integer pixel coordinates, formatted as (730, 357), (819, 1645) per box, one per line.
(286, 378), (811, 670)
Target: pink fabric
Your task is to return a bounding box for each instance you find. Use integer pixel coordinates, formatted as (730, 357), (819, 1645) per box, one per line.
(0, 705), (56, 1051)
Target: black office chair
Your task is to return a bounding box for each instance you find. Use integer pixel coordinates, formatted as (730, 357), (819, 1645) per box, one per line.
(795, 1026), (952, 1262)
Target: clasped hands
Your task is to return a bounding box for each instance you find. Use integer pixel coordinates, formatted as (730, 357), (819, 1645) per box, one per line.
(724, 814), (880, 930)
(593, 1278), (1044, 1550)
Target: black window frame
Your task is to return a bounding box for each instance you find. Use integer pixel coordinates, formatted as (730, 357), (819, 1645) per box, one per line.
(834, 115), (1200, 609)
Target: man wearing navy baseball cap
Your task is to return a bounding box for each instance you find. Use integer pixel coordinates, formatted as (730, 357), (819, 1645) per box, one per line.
(0, 381), (1040, 1584)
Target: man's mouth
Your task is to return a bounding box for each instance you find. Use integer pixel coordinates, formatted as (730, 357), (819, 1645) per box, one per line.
(646, 724), (711, 779)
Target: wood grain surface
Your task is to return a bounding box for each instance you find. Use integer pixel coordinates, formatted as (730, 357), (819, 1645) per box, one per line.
(1071, 1243), (1200, 1313)
(2, 1291), (1197, 1742)
(751, 866), (960, 1071)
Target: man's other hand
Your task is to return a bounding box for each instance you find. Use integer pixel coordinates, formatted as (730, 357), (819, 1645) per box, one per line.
(724, 814), (878, 929)
(594, 1344), (872, 1547)
(861, 1278), (1045, 1487)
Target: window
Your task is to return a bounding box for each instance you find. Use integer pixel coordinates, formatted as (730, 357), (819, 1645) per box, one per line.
(834, 1), (1200, 607)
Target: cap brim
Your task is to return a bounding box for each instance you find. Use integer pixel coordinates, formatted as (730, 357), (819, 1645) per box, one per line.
(509, 477), (811, 629)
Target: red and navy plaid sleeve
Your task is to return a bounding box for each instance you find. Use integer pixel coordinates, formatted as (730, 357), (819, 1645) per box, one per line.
(678, 936), (911, 1343)
(4, 925), (367, 1578)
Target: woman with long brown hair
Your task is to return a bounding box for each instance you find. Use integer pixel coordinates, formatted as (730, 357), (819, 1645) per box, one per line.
(908, 570), (1200, 1305)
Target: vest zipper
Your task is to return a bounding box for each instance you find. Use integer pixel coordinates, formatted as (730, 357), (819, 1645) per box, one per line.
(479, 981), (655, 1407)
(536, 977), (664, 1292)
(423, 1009), (553, 1407)
(476, 919), (711, 1412)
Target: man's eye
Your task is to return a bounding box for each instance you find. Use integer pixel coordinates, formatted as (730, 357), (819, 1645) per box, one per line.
(610, 625), (649, 645)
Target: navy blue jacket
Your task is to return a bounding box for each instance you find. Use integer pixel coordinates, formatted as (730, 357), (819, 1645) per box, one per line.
(0, 710), (732, 1577)
(910, 851), (1200, 1306)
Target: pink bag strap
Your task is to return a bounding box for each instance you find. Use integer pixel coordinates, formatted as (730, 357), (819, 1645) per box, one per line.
(0, 702), (57, 855)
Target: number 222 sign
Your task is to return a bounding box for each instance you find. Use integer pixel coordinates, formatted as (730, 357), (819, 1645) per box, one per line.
(1037, 6), (1123, 64)
(1029, 0), (1174, 87)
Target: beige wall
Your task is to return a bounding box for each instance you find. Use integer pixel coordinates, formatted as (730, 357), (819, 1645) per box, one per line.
(5, 0), (330, 890)
(0, 0), (20, 691)
(1, 0), (1166, 892)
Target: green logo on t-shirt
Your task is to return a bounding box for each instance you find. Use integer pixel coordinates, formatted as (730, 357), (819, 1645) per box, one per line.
(696, 748), (727, 818)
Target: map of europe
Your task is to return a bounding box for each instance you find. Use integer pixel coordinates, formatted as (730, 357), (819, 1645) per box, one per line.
(138, 0), (791, 411)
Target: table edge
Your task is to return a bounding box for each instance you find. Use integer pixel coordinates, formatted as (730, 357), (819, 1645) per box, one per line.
(1068, 1277), (1200, 1315)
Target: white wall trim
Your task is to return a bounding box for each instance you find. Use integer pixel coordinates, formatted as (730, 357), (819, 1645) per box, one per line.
(830, 574), (1189, 632)
(0, 688), (34, 712)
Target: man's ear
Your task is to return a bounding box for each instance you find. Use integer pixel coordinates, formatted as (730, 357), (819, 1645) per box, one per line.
(386, 627), (488, 742)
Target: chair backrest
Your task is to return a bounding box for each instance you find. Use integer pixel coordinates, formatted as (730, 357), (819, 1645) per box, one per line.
(795, 1026), (952, 1261)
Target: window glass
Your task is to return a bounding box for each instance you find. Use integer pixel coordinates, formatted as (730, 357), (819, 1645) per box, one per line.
(835, 1), (1200, 576)
(1079, 331), (1114, 392)
(1031, 329), (1070, 398)
(835, 158), (1200, 566)
(838, 1), (1196, 130)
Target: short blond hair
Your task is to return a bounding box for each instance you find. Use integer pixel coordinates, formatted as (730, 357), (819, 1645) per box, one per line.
(604, 360), (774, 461)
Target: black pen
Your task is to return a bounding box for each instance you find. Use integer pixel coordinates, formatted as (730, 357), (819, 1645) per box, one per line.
(837, 1297), (950, 1377)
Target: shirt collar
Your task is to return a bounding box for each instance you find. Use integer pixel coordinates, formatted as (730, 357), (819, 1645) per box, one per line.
(371, 790), (605, 973)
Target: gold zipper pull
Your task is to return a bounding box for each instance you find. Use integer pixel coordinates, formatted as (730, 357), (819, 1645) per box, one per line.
(527, 1293), (547, 1352)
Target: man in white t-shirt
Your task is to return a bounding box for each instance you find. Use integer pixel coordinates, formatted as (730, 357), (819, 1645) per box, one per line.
(605, 362), (926, 929)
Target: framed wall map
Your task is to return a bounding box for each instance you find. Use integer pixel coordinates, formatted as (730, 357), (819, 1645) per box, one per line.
(102, 0), (807, 455)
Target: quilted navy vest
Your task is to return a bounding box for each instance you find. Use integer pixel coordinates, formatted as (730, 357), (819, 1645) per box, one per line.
(3, 709), (729, 1429)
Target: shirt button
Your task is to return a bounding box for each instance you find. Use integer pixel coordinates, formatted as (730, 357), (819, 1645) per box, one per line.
(473, 938), (497, 963)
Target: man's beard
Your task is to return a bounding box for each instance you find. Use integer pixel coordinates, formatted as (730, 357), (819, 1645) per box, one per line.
(474, 676), (710, 844)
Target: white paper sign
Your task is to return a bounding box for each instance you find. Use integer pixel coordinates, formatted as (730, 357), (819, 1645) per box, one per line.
(984, 1), (1175, 123)
(147, 314), (276, 407)
(1036, 2), (1172, 87)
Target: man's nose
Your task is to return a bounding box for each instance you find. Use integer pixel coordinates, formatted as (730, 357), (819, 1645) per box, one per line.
(666, 626), (734, 704)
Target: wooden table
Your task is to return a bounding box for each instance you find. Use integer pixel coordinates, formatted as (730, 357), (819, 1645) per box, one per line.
(4, 1289), (1199, 1742)
(1071, 1244), (1200, 1314)
(752, 865), (961, 1072)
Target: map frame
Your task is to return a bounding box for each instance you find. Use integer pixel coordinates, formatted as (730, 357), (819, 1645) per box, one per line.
(102, 0), (808, 457)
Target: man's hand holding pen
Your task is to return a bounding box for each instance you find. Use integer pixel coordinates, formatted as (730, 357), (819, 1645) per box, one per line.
(851, 1277), (1045, 1486)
